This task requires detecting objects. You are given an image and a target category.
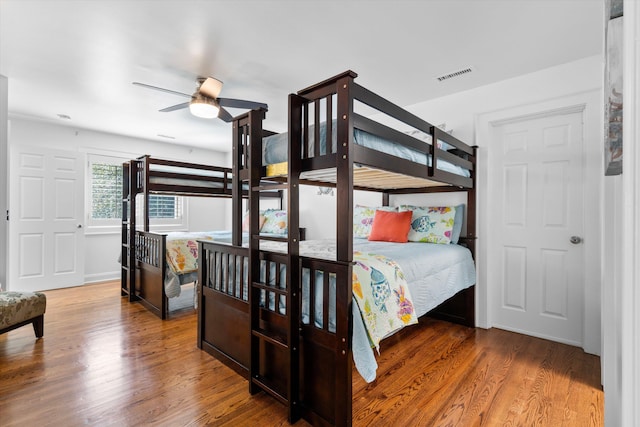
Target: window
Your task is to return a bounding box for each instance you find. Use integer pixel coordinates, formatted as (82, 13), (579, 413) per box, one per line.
(87, 155), (186, 230)
(147, 195), (182, 219)
(91, 162), (123, 220)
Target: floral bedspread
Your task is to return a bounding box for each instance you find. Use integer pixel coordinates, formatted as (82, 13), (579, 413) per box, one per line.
(165, 232), (219, 275)
(352, 251), (418, 352)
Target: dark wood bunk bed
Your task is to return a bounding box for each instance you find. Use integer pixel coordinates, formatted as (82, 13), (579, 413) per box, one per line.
(120, 155), (281, 319)
(197, 71), (477, 426)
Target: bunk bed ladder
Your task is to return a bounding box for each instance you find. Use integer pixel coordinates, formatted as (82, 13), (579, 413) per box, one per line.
(121, 160), (138, 302)
(121, 162), (130, 298)
(245, 106), (301, 423)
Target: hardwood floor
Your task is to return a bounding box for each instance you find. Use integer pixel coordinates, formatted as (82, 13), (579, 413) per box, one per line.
(0, 281), (603, 426)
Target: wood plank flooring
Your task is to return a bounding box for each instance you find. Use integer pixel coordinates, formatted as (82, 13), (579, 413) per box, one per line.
(0, 281), (603, 426)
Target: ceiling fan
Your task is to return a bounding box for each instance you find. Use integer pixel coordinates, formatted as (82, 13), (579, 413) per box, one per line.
(132, 77), (268, 122)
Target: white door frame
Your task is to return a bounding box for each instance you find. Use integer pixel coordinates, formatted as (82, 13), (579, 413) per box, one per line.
(475, 89), (602, 355)
(0, 76), (7, 292)
(619, 0), (640, 423)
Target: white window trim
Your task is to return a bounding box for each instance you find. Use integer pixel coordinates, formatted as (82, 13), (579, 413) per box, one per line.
(86, 154), (128, 232)
(86, 154), (188, 233)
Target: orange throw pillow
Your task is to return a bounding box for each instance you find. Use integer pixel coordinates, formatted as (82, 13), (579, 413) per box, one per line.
(368, 210), (412, 243)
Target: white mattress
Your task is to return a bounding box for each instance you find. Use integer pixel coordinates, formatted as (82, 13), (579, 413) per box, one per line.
(262, 123), (471, 178)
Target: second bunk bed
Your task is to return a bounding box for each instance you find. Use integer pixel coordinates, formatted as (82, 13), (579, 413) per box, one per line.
(121, 155), (281, 319)
(197, 71), (477, 426)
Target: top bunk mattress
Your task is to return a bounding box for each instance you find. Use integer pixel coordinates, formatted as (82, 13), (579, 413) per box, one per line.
(262, 121), (471, 178)
(140, 161), (235, 194)
(140, 161), (279, 197)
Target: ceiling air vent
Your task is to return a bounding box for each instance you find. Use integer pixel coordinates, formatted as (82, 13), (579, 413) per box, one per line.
(435, 66), (474, 82)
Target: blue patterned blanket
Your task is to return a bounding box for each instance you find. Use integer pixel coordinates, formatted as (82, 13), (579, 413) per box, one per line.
(352, 251), (418, 352)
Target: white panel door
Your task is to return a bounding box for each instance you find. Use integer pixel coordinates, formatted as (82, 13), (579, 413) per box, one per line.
(9, 146), (84, 291)
(489, 110), (584, 346)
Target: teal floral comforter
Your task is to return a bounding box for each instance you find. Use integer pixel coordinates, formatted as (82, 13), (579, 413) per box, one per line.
(165, 232), (223, 275)
(352, 251), (418, 352)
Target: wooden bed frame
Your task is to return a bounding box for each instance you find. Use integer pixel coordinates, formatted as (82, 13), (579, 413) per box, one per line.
(197, 71), (477, 426)
(120, 155), (281, 319)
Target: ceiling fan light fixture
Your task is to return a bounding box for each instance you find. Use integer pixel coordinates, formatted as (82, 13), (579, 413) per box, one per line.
(189, 93), (220, 119)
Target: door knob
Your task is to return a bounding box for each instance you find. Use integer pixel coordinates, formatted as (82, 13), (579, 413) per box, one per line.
(570, 236), (582, 244)
(77, 224), (83, 229)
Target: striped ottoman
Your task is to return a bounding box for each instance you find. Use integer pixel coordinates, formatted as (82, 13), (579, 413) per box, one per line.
(0, 291), (47, 338)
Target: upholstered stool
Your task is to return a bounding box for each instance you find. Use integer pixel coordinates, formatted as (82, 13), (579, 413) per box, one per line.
(0, 291), (47, 338)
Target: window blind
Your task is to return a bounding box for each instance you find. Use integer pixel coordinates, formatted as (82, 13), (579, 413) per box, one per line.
(91, 163), (123, 219)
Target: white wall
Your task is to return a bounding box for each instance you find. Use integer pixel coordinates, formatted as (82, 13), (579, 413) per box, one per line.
(407, 56), (602, 143)
(299, 187), (468, 241)
(8, 116), (228, 284)
(602, 175), (623, 424)
(188, 197), (229, 232)
(0, 75), (7, 291)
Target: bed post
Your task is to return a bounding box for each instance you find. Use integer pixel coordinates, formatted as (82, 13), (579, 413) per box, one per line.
(335, 72), (355, 426)
(462, 147), (478, 326)
(121, 162), (129, 297)
(141, 155), (150, 232)
(128, 160), (137, 302)
(382, 191), (390, 207)
(287, 94), (302, 423)
(454, 145), (477, 259)
(426, 145), (477, 328)
(466, 146), (478, 257)
(461, 146), (478, 326)
(335, 73), (355, 263)
(231, 116), (244, 247)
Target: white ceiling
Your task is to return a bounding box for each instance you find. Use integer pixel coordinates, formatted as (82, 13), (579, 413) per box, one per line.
(0, 0), (603, 152)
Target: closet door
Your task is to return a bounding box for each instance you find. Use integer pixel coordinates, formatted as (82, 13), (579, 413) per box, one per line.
(489, 108), (585, 346)
(9, 145), (84, 291)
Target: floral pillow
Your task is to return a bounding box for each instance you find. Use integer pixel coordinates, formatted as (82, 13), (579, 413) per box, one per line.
(261, 209), (287, 234)
(400, 204), (463, 244)
(353, 205), (397, 238)
(400, 206), (457, 244)
(242, 210), (266, 232)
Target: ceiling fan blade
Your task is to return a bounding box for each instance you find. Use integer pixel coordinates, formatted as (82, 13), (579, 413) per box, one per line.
(217, 98), (268, 110)
(217, 107), (234, 123)
(199, 77), (223, 99)
(159, 102), (190, 112)
(132, 82), (191, 98)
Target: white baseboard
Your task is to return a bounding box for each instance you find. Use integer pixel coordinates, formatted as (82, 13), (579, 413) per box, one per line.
(84, 272), (119, 284)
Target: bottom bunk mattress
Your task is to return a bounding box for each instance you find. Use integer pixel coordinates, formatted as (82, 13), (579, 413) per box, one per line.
(256, 238), (476, 382)
(301, 239), (476, 382)
(165, 231), (238, 298)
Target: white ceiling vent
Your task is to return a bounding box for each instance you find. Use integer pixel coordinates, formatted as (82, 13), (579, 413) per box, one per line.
(435, 66), (474, 82)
